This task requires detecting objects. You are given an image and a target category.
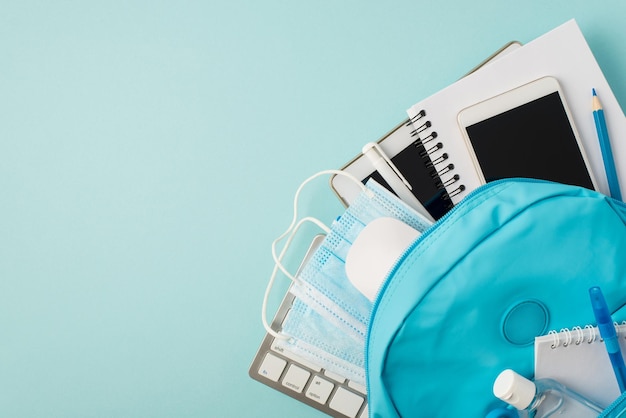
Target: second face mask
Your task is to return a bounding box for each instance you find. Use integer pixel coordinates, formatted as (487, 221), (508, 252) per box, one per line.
(275, 296), (367, 386)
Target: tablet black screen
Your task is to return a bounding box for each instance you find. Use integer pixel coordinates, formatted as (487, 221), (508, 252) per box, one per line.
(464, 92), (594, 189)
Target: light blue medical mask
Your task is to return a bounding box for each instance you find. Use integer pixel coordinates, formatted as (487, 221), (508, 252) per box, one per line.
(261, 170), (433, 383)
(289, 178), (433, 342)
(275, 297), (366, 385)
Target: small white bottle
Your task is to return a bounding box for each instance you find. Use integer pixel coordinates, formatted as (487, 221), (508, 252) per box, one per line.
(493, 369), (603, 418)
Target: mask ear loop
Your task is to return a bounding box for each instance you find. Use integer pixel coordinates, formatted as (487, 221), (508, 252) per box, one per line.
(261, 169), (370, 339)
(271, 216), (330, 284)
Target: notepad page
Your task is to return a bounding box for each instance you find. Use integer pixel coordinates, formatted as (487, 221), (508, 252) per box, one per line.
(406, 19), (626, 204)
(534, 324), (626, 408)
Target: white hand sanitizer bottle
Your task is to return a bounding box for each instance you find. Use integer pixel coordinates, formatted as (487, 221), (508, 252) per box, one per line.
(493, 369), (603, 418)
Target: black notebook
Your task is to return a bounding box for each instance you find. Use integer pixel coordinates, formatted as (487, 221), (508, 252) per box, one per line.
(358, 119), (453, 220)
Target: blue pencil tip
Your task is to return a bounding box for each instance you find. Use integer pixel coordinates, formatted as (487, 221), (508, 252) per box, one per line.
(593, 88), (597, 96)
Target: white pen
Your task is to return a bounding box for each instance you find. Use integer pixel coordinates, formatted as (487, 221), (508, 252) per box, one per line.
(362, 142), (435, 222)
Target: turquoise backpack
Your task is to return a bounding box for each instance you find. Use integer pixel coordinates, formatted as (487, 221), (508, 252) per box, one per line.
(365, 179), (626, 417)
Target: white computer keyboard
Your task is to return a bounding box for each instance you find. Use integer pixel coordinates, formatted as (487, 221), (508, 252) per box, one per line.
(249, 236), (368, 418)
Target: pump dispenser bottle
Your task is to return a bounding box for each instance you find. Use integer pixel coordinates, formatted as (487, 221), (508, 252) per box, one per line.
(493, 369), (603, 417)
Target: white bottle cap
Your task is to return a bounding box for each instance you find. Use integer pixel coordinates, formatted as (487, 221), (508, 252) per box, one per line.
(493, 369), (537, 410)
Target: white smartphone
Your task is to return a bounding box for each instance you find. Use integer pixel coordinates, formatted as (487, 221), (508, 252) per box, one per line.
(457, 76), (597, 190)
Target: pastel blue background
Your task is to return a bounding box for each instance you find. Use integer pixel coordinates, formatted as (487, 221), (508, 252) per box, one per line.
(1, 1), (625, 417)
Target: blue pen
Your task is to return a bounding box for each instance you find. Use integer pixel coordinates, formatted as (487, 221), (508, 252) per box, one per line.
(592, 89), (622, 201)
(589, 286), (626, 393)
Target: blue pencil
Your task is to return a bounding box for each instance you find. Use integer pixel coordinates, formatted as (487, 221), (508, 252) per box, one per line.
(592, 88), (622, 201)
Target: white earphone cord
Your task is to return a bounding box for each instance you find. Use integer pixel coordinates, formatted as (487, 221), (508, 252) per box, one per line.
(261, 169), (368, 339)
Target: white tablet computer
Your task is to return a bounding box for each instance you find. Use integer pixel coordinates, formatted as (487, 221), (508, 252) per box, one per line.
(457, 76), (597, 190)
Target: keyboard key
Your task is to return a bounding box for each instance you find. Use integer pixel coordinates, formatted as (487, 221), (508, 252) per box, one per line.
(258, 353), (287, 382)
(359, 404), (368, 418)
(348, 380), (366, 395)
(281, 364), (311, 393)
(329, 387), (364, 418)
(305, 375), (335, 404)
(323, 369), (346, 384)
(270, 339), (322, 372)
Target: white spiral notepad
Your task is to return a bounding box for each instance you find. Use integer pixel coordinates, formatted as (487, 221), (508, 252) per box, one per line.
(534, 323), (626, 408)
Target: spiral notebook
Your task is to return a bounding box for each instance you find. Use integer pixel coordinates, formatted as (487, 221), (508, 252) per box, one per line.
(406, 19), (626, 205)
(535, 324), (626, 408)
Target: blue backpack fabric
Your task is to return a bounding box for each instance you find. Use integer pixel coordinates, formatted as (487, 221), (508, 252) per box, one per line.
(365, 179), (626, 417)
(600, 391), (626, 418)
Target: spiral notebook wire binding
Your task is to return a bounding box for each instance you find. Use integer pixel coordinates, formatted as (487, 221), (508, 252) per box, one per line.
(546, 322), (626, 349)
(406, 109), (466, 201)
